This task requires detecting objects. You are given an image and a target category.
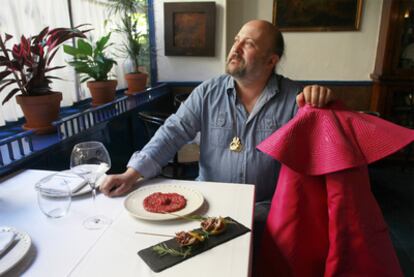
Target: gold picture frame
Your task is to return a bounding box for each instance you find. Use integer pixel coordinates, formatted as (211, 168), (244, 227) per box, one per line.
(273, 0), (363, 32)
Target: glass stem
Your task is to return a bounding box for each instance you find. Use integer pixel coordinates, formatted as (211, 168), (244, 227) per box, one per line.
(91, 182), (99, 223)
(91, 182), (97, 202)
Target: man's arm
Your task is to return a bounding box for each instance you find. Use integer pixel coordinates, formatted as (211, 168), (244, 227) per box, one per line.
(101, 85), (204, 197)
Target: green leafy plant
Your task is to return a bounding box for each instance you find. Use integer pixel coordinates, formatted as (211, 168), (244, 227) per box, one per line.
(0, 25), (90, 104)
(108, 0), (148, 73)
(63, 33), (117, 82)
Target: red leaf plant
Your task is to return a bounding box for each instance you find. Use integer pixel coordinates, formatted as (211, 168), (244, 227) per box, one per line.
(0, 25), (91, 105)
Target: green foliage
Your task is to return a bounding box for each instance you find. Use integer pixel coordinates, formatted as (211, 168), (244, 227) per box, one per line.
(64, 33), (117, 82)
(108, 0), (148, 73)
(0, 25), (90, 104)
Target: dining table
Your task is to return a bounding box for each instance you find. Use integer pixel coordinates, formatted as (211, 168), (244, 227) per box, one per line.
(0, 169), (255, 277)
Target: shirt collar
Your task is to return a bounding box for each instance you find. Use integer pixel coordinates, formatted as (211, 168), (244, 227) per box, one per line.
(225, 73), (280, 100)
(264, 73), (280, 98)
(225, 73), (281, 123)
(225, 76), (236, 94)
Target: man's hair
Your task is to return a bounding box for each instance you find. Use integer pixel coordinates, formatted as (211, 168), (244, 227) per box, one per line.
(273, 29), (284, 58)
(262, 21), (284, 58)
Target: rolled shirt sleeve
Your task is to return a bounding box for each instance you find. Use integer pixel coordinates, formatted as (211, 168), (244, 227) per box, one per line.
(127, 85), (203, 178)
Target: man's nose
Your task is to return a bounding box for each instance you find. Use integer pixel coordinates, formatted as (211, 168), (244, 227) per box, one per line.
(233, 40), (243, 53)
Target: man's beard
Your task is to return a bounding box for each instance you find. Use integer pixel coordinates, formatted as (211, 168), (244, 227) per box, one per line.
(226, 55), (246, 78)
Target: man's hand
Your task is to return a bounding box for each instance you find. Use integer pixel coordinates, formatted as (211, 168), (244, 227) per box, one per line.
(296, 85), (334, 108)
(100, 167), (141, 197)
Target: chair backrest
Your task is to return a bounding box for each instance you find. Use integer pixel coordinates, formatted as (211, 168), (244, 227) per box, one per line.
(137, 111), (170, 141)
(173, 93), (190, 110)
(137, 111), (198, 179)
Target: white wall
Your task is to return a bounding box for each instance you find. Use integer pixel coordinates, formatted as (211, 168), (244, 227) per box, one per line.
(228, 0), (383, 81)
(277, 0), (383, 81)
(226, 0), (270, 54)
(154, 0), (227, 82)
(156, 0), (383, 82)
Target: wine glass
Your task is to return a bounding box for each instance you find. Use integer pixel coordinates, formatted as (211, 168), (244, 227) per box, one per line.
(70, 141), (111, 229)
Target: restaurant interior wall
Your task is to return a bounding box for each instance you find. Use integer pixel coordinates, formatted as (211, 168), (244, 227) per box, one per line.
(228, 0), (383, 81)
(153, 0), (227, 82)
(153, 0), (382, 110)
(153, 0), (382, 82)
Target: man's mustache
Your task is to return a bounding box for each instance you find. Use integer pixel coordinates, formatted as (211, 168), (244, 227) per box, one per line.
(227, 52), (243, 63)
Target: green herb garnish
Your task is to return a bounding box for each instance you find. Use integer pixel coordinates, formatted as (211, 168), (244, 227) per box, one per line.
(168, 213), (236, 225)
(152, 243), (192, 258)
(185, 214), (207, 221)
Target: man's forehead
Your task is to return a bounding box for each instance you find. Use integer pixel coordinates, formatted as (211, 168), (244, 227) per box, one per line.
(237, 23), (269, 43)
(237, 26), (259, 38)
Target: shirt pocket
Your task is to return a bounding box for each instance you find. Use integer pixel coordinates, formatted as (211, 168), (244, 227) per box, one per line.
(209, 112), (233, 148)
(256, 116), (279, 145)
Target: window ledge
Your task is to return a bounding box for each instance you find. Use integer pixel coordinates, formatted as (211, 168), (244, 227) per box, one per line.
(0, 84), (169, 176)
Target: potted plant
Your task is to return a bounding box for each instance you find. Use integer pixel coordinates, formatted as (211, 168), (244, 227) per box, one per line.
(0, 25), (90, 134)
(63, 33), (118, 106)
(109, 0), (149, 95)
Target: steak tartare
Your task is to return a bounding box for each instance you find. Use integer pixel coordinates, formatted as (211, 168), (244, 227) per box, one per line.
(143, 192), (187, 213)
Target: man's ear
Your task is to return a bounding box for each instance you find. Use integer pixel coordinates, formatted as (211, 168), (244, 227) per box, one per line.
(269, 54), (279, 67)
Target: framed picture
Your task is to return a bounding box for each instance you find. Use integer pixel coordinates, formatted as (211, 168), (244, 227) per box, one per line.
(273, 0), (363, 31)
(164, 2), (216, 56)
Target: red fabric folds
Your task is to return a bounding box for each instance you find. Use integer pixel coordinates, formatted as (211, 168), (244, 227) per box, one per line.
(257, 103), (413, 277)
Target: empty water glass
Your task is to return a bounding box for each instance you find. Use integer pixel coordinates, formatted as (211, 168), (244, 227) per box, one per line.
(35, 173), (72, 218)
(70, 141), (111, 229)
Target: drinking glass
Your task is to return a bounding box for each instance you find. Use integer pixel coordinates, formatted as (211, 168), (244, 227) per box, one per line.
(70, 141), (111, 229)
(35, 173), (71, 218)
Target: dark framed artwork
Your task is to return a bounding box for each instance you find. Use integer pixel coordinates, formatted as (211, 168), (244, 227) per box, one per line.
(164, 2), (216, 56)
(273, 0), (363, 31)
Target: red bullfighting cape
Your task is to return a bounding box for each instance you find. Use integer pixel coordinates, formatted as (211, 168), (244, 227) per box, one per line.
(256, 103), (414, 277)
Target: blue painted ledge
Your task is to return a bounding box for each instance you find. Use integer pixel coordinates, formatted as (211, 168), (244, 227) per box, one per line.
(0, 84), (169, 175)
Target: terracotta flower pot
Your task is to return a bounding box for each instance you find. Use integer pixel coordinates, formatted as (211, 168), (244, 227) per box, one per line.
(16, 92), (62, 134)
(86, 80), (117, 106)
(125, 73), (148, 95)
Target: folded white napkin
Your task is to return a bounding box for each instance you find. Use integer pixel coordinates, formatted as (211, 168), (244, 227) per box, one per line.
(95, 163), (109, 177)
(54, 172), (87, 193)
(0, 230), (16, 256)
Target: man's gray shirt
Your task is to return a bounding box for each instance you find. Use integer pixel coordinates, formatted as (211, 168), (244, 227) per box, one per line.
(128, 73), (302, 202)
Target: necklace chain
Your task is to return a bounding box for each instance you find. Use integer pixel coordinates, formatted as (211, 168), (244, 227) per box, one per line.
(229, 102), (243, 152)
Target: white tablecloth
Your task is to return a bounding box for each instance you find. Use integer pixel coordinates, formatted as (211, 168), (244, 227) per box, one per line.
(0, 170), (255, 277)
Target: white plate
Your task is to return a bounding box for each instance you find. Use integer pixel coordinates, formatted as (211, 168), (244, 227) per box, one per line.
(124, 184), (204, 221)
(0, 227), (31, 276)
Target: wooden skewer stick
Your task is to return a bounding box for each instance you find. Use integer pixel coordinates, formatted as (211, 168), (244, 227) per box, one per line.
(162, 212), (205, 221)
(134, 231), (174, 238)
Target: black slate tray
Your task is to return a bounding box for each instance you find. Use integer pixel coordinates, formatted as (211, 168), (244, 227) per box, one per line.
(138, 217), (250, 273)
